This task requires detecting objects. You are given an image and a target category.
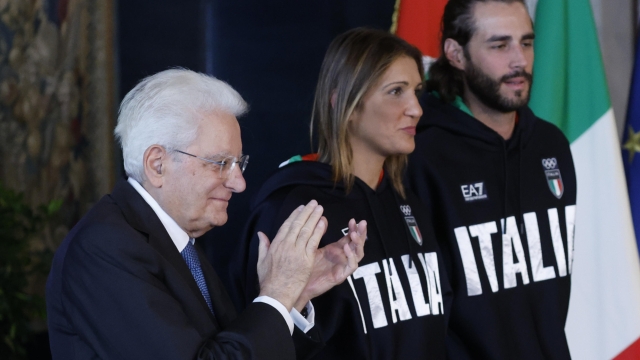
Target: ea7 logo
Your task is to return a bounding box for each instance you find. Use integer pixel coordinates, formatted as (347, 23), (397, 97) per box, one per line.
(461, 182), (488, 202)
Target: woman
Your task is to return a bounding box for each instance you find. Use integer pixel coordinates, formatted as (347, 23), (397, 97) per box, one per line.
(241, 28), (451, 359)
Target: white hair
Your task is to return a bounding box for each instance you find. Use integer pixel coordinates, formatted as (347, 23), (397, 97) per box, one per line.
(114, 69), (248, 183)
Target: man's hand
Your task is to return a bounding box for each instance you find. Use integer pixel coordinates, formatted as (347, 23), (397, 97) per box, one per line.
(293, 218), (367, 311)
(256, 200), (328, 311)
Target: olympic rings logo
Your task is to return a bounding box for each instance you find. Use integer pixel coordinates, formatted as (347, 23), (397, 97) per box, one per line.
(542, 158), (557, 169)
(400, 205), (412, 216)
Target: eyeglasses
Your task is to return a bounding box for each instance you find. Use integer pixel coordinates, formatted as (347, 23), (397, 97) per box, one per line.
(174, 150), (249, 179)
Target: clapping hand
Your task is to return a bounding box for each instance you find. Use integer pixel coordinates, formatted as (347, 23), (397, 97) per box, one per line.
(293, 218), (367, 311)
(256, 200), (328, 310)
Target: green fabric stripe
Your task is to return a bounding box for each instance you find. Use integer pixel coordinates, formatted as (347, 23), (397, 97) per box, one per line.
(529, 0), (611, 143)
(453, 96), (474, 118)
(431, 91), (474, 118)
(288, 155), (302, 164)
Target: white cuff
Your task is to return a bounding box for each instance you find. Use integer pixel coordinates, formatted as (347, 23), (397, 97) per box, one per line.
(290, 301), (315, 333)
(253, 296), (294, 335)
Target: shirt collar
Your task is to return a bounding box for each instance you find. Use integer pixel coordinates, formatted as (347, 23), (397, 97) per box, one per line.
(127, 177), (192, 252)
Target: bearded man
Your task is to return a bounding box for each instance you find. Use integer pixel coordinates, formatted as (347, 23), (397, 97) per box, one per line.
(407, 1), (576, 359)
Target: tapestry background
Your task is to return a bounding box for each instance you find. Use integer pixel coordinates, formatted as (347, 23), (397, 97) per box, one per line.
(0, 0), (116, 251)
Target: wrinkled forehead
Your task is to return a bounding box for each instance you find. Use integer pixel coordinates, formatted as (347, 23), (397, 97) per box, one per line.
(192, 110), (243, 157)
(470, 1), (533, 41)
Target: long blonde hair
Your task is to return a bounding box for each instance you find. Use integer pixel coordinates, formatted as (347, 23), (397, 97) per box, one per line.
(310, 28), (424, 198)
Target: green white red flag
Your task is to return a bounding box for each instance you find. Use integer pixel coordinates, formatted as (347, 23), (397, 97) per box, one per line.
(530, 0), (640, 358)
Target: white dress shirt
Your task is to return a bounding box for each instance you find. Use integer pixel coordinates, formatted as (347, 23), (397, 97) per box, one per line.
(127, 178), (314, 334)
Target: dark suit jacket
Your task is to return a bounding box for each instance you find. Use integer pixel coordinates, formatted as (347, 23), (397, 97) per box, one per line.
(46, 180), (312, 359)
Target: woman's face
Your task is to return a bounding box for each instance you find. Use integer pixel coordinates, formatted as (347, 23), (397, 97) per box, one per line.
(348, 56), (423, 160)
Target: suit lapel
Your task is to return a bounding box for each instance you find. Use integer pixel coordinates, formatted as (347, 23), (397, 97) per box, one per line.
(110, 179), (220, 328)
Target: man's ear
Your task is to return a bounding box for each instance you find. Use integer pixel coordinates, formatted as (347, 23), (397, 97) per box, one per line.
(444, 38), (466, 71)
(143, 145), (167, 188)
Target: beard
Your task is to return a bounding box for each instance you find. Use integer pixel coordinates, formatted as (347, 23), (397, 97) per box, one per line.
(464, 59), (533, 113)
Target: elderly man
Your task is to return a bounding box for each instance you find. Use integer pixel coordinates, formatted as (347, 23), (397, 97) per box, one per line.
(46, 69), (366, 360)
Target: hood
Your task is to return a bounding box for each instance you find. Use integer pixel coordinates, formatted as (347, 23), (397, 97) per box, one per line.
(417, 92), (538, 151)
(252, 154), (391, 211)
(251, 160), (336, 211)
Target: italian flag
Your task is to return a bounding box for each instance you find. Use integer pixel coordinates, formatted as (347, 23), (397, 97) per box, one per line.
(548, 178), (563, 198)
(530, 0), (640, 359)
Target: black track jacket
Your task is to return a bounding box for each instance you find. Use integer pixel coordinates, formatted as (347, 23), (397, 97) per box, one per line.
(407, 93), (577, 359)
(239, 159), (452, 359)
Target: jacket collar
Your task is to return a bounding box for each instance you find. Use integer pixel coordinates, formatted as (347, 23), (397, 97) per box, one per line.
(419, 92), (538, 152)
(110, 179), (221, 327)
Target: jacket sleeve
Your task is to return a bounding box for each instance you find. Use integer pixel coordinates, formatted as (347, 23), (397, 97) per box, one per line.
(60, 223), (295, 360)
(197, 302), (297, 360)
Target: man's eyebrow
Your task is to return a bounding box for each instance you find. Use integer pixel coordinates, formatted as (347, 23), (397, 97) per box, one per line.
(486, 33), (535, 43)
(486, 35), (512, 42)
(203, 151), (239, 159)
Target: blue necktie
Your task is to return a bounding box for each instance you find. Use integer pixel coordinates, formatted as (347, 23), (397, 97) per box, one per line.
(181, 241), (213, 314)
